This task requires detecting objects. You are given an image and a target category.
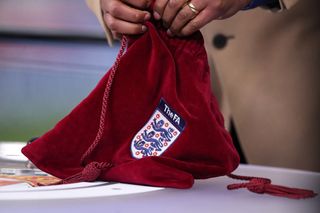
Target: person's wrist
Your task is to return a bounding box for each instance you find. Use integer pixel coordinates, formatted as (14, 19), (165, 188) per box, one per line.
(242, 0), (280, 10)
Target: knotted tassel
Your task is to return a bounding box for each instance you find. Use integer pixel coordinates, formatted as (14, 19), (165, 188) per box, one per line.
(60, 162), (112, 184)
(227, 174), (317, 199)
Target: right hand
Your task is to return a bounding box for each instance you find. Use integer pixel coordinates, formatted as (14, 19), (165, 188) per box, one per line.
(101, 0), (152, 39)
(153, 0), (251, 37)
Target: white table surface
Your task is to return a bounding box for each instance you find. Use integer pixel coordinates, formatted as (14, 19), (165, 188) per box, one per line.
(0, 164), (319, 213)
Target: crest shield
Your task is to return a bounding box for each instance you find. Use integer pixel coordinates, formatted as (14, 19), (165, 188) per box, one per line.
(131, 99), (186, 159)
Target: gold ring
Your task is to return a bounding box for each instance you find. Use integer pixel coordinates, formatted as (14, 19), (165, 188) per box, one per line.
(187, 2), (199, 15)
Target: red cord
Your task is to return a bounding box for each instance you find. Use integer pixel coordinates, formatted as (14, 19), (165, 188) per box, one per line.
(227, 173), (317, 199)
(59, 37), (128, 184)
(80, 37), (128, 165)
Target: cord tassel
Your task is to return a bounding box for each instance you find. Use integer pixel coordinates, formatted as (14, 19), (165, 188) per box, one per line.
(227, 174), (317, 199)
(61, 162), (112, 184)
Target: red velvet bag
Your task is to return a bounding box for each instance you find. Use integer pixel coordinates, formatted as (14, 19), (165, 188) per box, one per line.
(22, 22), (239, 188)
(21, 21), (317, 198)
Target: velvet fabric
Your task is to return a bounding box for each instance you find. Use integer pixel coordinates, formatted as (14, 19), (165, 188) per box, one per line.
(22, 22), (239, 188)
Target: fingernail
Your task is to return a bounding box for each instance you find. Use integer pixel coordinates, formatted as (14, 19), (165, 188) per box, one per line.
(153, 11), (161, 20)
(144, 12), (151, 21)
(142, 25), (147, 32)
(167, 29), (173, 37)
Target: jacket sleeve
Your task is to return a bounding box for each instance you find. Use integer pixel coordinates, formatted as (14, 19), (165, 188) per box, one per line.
(263, 0), (299, 11)
(86, 0), (113, 46)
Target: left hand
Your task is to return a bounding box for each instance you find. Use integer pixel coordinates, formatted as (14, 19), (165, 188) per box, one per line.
(153, 0), (251, 36)
(101, 0), (152, 39)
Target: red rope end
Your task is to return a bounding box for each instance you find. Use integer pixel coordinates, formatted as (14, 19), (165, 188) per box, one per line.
(61, 162), (112, 184)
(227, 173), (317, 199)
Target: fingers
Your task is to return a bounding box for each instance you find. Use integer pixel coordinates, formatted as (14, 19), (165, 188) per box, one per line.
(177, 10), (213, 36)
(167, 0), (206, 36)
(162, 0), (188, 27)
(121, 0), (153, 9)
(101, 0), (151, 35)
(104, 12), (148, 35)
(153, 0), (169, 20)
(154, 0), (210, 36)
(104, 0), (150, 23)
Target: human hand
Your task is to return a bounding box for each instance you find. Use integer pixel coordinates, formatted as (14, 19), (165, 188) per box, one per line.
(101, 0), (152, 39)
(153, 0), (251, 36)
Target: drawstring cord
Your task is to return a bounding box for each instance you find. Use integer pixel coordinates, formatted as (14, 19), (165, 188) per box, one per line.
(59, 37), (128, 184)
(227, 173), (317, 199)
(80, 36), (127, 165)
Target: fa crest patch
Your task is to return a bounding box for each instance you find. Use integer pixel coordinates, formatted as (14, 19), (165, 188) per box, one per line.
(131, 99), (186, 159)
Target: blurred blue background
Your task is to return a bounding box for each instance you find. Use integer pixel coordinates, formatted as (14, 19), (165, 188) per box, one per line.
(0, 0), (118, 141)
